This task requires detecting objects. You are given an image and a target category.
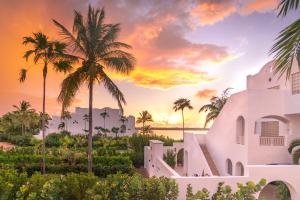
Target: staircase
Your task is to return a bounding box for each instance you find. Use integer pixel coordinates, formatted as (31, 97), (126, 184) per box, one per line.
(200, 145), (220, 176)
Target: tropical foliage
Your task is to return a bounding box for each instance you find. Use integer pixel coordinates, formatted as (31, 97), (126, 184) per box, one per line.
(53, 5), (136, 172)
(163, 149), (176, 168)
(186, 179), (267, 200)
(136, 110), (153, 134)
(199, 88), (231, 128)
(173, 98), (193, 134)
(270, 0), (300, 79)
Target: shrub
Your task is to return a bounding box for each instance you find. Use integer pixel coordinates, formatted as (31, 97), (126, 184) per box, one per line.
(164, 149), (176, 168)
(0, 133), (35, 146)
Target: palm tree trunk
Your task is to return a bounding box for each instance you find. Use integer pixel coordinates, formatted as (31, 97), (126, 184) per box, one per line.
(42, 64), (47, 174)
(182, 109), (184, 136)
(142, 121), (145, 135)
(87, 80), (93, 173)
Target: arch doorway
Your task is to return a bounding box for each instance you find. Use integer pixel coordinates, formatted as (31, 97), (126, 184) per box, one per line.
(177, 148), (184, 166)
(235, 162), (244, 176)
(258, 181), (292, 200)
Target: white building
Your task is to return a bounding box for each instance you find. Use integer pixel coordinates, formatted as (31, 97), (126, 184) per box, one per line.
(144, 61), (300, 199)
(47, 107), (136, 136)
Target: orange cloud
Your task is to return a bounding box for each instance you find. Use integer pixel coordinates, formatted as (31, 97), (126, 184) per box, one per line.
(240, 0), (278, 15)
(195, 89), (217, 99)
(192, 0), (237, 25)
(111, 67), (215, 89)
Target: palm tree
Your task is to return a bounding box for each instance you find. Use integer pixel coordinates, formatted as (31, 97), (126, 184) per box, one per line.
(19, 32), (75, 174)
(199, 88), (231, 128)
(61, 110), (72, 131)
(100, 109), (109, 129)
(136, 111), (153, 134)
(111, 127), (120, 138)
(173, 98), (193, 135)
(54, 5), (135, 172)
(270, 0), (300, 79)
(13, 101), (35, 135)
(83, 114), (89, 132)
(119, 115), (128, 133)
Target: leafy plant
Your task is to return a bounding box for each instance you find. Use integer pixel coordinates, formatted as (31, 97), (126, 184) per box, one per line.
(164, 149), (176, 168)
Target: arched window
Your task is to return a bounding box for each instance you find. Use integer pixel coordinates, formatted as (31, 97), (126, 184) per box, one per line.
(235, 162), (244, 176)
(226, 159), (232, 175)
(236, 116), (245, 145)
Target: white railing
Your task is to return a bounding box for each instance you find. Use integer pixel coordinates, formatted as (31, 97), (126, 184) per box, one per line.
(236, 135), (245, 145)
(259, 136), (285, 146)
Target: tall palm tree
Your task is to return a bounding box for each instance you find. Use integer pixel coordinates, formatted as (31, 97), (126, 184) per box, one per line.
(199, 88), (231, 128)
(136, 111), (153, 134)
(19, 32), (74, 174)
(54, 5), (135, 172)
(173, 98), (193, 135)
(13, 100), (35, 135)
(100, 109), (109, 129)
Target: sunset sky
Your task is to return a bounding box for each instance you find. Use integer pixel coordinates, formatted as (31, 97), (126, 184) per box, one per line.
(0, 0), (298, 127)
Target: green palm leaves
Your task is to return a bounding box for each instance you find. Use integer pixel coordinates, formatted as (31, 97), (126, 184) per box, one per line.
(271, 0), (300, 80)
(199, 88), (231, 128)
(270, 19), (300, 79)
(136, 111), (153, 134)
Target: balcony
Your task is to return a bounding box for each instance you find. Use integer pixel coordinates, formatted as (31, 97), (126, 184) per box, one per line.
(259, 136), (285, 146)
(236, 135), (245, 145)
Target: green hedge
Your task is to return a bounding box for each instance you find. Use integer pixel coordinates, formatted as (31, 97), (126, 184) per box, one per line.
(0, 169), (178, 200)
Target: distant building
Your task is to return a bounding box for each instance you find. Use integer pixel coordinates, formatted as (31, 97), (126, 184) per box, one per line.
(46, 107), (135, 136)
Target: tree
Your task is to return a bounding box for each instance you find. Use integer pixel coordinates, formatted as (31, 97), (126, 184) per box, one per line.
(119, 116), (128, 134)
(54, 5), (135, 172)
(173, 98), (193, 135)
(111, 127), (120, 138)
(270, 0), (300, 79)
(19, 32), (74, 174)
(199, 88), (231, 128)
(100, 109), (109, 129)
(12, 101), (35, 135)
(58, 122), (65, 131)
(61, 111), (71, 131)
(83, 114), (89, 133)
(136, 111), (153, 134)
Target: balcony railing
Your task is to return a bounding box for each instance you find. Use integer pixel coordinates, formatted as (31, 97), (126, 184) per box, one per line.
(259, 136), (285, 146)
(236, 135), (245, 145)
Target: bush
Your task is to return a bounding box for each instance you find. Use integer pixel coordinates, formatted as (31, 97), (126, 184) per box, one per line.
(128, 151), (144, 168)
(164, 149), (176, 168)
(0, 133), (35, 146)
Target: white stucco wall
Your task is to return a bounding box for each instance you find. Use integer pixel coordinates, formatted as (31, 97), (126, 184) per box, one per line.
(46, 107), (136, 136)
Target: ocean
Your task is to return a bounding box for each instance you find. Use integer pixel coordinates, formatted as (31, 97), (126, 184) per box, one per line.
(152, 129), (207, 140)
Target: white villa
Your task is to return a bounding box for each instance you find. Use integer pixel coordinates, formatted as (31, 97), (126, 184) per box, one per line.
(144, 61), (300, 199)
(46, 107), (136, 136)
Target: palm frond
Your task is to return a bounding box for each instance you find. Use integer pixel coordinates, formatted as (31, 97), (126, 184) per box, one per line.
(292, 148), (300, 164)
(53, 60), (73, 73)
(288, 138), (300, 153)
(52, 19), (86, 55)
(22, 36), (36, 45)
(58, 66), (88, 111)
(23, 50), (35, 61)
(101, 51), (136, 74)
(277, 0), (299, 17)
(19, 68), (27, 82)
(270, 19), (300, 80)
(96, 66), (126, 114)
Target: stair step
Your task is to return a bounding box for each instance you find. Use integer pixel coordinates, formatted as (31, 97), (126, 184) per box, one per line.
(200, 145), (220, 176)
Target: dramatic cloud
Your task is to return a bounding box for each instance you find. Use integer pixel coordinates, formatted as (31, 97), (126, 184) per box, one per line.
(192, 0), (237, 25)
(195, 89), (217, 99)
(240, 0), (278, 15)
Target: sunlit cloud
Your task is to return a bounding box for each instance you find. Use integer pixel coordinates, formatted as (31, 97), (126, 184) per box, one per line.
(192, 0), (237, 25)
(195, 89), (217, 100)
(240, 0), (278, 15)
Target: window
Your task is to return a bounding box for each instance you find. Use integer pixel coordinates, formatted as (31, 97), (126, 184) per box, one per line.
(236, 116), (245, 145)
(226, 159), (232, 175)
(261, 121), (279, 136)
(292, 72), (300, 94)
